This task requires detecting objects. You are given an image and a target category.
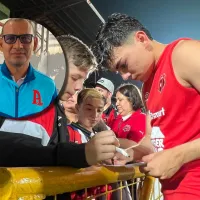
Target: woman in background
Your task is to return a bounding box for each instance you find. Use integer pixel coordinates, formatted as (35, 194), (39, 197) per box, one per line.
(110, 84), (146, 143)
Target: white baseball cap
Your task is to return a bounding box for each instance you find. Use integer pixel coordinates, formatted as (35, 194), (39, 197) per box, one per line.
(96, 78), (114, 94)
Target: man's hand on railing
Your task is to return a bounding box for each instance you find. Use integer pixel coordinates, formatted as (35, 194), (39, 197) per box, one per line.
(140, 147), (184, 179)
(85, 130), (120, 165)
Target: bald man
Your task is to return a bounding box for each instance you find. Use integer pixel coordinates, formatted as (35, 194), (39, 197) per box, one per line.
(0, 18), (57, 118)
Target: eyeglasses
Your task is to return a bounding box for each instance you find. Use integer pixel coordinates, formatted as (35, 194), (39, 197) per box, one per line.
(2, 34), (34, 44)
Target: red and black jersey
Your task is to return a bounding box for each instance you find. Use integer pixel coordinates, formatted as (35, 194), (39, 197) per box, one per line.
(66, 123), (112, 200)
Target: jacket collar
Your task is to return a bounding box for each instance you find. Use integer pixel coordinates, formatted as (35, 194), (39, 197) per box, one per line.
(1, 61), (35, 83)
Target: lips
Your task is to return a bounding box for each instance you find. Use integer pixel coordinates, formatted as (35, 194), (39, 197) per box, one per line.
(11, 53), (25, 56)
(67, 99), (74, 103)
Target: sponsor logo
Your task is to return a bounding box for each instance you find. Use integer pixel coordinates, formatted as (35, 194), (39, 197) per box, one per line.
(151, 126), (165, 152)
(149, 107), (165, 120)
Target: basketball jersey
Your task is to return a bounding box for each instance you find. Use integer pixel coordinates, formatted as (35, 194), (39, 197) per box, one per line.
(142, 38), (200, 196)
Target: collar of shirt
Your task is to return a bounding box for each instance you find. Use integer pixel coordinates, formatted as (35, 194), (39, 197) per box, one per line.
(122, 113), (132, 121)
(1, 61), (36, 83)
(11, 75), (26, 86)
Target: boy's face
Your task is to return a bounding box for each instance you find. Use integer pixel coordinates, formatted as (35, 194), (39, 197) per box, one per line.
(60, 62), (89, 101)
(77, 97), (104, 129)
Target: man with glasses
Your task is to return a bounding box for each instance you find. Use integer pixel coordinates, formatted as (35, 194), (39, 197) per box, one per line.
(0, 18), (57, 118)
(0, 34), (120, 171)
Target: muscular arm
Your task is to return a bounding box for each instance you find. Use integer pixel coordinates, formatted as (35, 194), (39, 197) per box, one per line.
(173, 138), (200, 166)
(140, 40), (200, 179)
(171, 39), (200, 164)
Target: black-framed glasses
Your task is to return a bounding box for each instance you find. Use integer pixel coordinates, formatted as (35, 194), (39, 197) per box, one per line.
(2, 34), (34, 44)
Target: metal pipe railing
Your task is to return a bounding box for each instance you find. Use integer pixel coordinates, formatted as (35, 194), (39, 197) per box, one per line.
(0, 165), (146, 199)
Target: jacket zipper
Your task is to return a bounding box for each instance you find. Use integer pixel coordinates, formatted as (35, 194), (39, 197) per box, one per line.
(15, 79), (27, 118)
(15, 87), (19, 118)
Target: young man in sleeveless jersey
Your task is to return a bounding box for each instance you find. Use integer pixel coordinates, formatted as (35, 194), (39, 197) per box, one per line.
(93, 13), (200, 200)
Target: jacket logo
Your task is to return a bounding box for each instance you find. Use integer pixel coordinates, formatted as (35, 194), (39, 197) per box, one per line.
(123, 125), (131, 132)
(32, 90), (43, 106)
(158, 74), (166, 93)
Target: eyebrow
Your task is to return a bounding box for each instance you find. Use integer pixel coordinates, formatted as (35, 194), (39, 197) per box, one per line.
(86, 103), (93, 106)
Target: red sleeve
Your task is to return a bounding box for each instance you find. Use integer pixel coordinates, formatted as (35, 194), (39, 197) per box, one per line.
(67, 126), (82, 144)
(127, 113), (146, 143)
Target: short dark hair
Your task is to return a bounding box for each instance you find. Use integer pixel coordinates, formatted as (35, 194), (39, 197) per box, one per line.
(92, 13), (153, 70)
(57, 35), (97, 71)
(116, 83), (145, 111)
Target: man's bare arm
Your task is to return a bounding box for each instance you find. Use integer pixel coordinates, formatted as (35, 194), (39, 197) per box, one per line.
(171, 39), (200, 164)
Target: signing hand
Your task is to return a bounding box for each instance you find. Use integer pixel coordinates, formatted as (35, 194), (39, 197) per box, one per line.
(113, 149), (134, 165)
(85, 130), (119, 166)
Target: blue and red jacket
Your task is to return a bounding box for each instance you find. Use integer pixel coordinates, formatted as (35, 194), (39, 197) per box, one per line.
(0, 61), (57, 118)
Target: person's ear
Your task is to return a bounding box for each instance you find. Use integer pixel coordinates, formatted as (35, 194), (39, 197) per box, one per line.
(108, 92), (112, 98)
(135, 31), (149, 44)
(33, 36), (38, 51)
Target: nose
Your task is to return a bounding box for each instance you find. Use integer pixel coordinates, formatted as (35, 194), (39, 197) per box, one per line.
(74, 80), (83, 92)
(121, 72), (132, 80)
(116, 99), (119, 106)
(91, 109), (99, 118)
(13, 38), (23, 49)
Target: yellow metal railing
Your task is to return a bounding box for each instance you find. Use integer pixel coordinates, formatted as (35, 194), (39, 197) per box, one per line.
(0, 165), (162, 200)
